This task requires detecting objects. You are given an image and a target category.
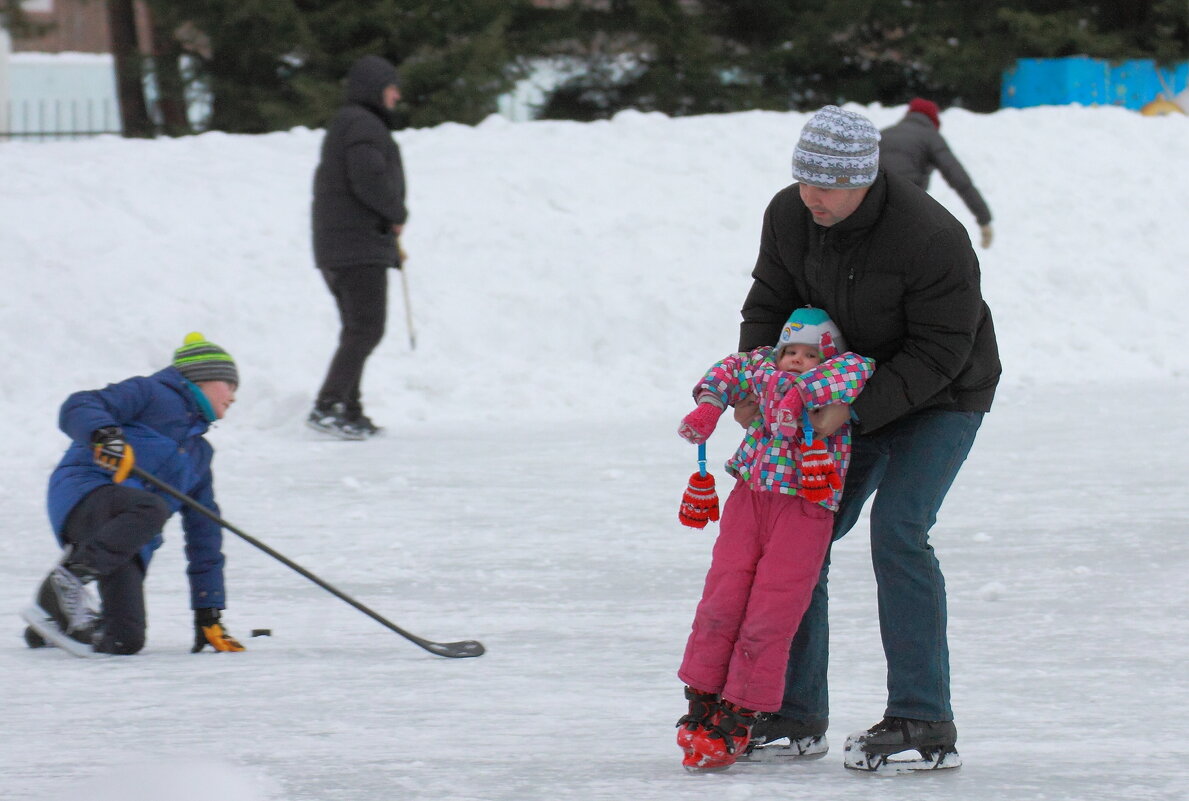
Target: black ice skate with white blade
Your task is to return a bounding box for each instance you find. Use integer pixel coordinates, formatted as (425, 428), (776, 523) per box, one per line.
(20, 554), (105, 659)
(735, 714), (829, 763)
(843, 716), (961, 773)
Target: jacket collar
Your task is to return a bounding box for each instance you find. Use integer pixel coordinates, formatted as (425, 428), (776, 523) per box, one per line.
(831, 170), (887, 237)
(154, 367), (214, 431)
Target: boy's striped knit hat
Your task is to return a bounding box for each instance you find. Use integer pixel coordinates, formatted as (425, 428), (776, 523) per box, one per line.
(792, 105), (880, 188)
(172, 332), (238, 386)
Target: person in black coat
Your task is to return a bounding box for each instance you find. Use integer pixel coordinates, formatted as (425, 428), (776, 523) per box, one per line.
(879, 98), (994, 249)
(736, 106), (1000, 771)
(309, 54), (408, 440)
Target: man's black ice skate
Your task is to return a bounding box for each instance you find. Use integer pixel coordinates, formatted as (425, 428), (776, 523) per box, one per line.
(843, 716), (961, 773)
(344, 411), (382, 438)
(736, 714), (829, 762)
(307, 403), (372, 440)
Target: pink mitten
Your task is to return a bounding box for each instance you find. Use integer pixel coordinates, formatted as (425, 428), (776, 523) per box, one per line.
(772, 389), (805, 439)
(678, 403), (725, 444)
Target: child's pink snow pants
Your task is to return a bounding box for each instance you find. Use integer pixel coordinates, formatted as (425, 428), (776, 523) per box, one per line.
(678, 481), (833, 712)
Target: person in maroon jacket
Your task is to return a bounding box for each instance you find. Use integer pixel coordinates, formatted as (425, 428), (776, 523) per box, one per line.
(734, 105), (1000, 772)
(880, 98), (994, 249)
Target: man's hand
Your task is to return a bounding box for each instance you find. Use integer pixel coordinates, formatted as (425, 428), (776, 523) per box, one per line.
(733, 396), (760, 429)
(394, 228), (408, 266)
(807, 403), (851, 439)
(191, 608), (245, 653)
(92, 426), (134, 483)
(980, 223), (993, 249)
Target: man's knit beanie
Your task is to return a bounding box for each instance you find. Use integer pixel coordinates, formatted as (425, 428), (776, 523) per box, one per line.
(172, 332), (238, 386)
(791, 105), (880, 188)
(908, 97), (941, 129)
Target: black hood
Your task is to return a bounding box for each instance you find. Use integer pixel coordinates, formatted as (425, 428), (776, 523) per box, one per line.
(345, 55), (399, 111)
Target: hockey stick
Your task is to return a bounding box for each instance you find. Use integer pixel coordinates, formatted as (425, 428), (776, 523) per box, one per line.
(130, 466), (484, 658)
(397, 239), (416, 350)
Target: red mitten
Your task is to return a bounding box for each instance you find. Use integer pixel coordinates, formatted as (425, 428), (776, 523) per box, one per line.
(678, 403), (725, 445)
(798, 439), (842, 503)
(772, 389), (806, 439)
(679, 471), (720, 529)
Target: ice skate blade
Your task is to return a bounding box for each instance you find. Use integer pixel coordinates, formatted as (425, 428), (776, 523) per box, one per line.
(19, 604), (106, 659)
(682, 760), (734, 773)
(737, 735), (829, 763)
(305, 420), (370, 441)
(843, 735), (961, 773)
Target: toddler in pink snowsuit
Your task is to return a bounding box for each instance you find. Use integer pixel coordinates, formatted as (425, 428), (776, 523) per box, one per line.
(674, 306), (873, 771)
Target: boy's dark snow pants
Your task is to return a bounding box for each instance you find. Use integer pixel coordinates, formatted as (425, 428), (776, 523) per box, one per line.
(62, 484), (170, 654)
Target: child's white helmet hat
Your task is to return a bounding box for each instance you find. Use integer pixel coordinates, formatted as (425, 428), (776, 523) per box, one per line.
(775, 306), (846, 361)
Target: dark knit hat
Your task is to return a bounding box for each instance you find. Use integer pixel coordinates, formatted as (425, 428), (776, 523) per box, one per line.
(792, 105), (880, 189)
(908, 97), (941, 129)
(173, 332), (238, 386)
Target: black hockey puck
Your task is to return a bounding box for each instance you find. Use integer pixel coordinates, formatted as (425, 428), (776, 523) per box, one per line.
(250, 629), (272, 637)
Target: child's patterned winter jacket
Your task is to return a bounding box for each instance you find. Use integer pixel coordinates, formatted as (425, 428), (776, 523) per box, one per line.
(692, 346), (874, 511)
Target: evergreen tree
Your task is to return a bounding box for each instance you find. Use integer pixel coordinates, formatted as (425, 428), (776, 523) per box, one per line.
(82, 0), (1189, 132)
(142, 0), (540, 131)
(192, 0), (314, 133)
(295, 0), (535, 129)
(539, 0), (733, 120)
(535, 1), (1189, 118)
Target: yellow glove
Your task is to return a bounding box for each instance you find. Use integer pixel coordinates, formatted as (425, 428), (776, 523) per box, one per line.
(92, 427), (135, 483)
(191, 609), (245, 652)
(979, 224), (993, 249)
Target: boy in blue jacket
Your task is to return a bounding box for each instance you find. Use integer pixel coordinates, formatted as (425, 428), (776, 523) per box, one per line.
(22, 333), (246, 656)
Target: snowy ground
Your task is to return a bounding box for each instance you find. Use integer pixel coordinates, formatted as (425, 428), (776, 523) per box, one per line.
(1, 103), (1188, 800)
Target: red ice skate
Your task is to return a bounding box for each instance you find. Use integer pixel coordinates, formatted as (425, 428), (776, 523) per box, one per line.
(675, 686), (719, 767)
(686, 701), (758, 772)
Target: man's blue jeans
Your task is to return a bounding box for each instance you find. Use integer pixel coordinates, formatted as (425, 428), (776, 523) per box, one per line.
(779, 408), (984, 723)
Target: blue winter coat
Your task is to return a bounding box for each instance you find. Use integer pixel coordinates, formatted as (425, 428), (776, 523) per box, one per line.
(47, 367), (226, 609)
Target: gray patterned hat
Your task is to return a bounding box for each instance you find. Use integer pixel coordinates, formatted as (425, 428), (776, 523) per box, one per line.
(172, 332), (239, 386)
(792, 105), (880, 188)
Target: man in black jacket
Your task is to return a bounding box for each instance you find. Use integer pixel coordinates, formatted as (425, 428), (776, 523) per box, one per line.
(308, 54), (408, 440)
(880, 98), (994, 249)
(737, 106), (1000, 771)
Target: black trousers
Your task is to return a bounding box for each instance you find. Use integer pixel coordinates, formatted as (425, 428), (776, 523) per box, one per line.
(316, 266), (388, 417)
(62, 484), (170, 654)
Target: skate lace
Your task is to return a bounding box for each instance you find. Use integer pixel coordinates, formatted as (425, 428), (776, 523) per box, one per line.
(703, 704), (757, 755)
(50, 566), (99, 633)
(676, 689), (718, 731)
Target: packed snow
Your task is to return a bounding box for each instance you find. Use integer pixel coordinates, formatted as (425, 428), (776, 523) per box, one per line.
(2, 102), (1187, 801)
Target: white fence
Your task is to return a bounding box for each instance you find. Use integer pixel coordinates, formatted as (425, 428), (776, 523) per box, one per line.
(0, 46), (121, 138)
